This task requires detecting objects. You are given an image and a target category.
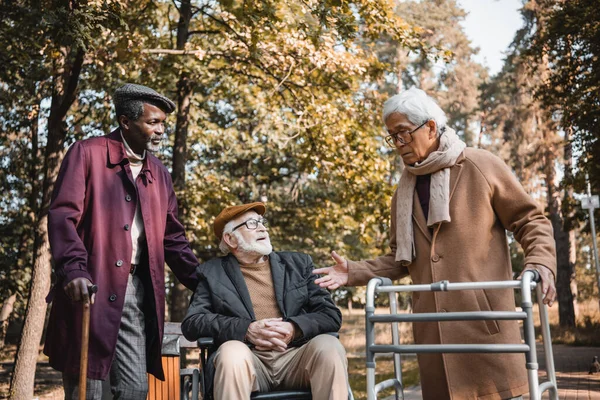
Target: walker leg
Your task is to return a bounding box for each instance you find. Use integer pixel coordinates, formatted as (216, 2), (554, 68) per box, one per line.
(388, 291), (404, 400)
(367, 367), (377, 400)
(537, 285), (559, 400)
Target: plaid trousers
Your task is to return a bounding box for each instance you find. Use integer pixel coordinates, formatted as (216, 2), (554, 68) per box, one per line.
(63, 273), (148, 399)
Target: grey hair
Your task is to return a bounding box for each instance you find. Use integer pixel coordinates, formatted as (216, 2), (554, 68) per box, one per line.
(218, 219), (238, 255)
(115, 98), (165, 126)
(382, 87), (447, 131)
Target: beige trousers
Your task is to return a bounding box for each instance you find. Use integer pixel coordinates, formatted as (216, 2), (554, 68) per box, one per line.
(213, 334), (348, 400)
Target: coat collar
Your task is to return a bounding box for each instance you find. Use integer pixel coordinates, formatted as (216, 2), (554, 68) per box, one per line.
(107, 129), (128, 166)
(221, 254), (255, 319)
(268, 252), (286, 314)
(106, 128), (155, 184)
(448, 152), (465, 200)
(412, 151), (465, 242)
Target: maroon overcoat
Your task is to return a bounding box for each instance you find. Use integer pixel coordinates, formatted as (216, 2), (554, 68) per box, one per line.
(44, 129), (199, 380)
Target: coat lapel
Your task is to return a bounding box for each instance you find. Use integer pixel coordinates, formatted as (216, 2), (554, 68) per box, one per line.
(222, 255), (255, 319)
(268, 253), (286, 316)
(412, 191), (432, 242)
(449, 153), (465, 204)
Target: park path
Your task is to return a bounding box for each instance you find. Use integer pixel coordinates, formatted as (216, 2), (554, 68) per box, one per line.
(385, 344), (600, 400)
(2, 343), (598, 399)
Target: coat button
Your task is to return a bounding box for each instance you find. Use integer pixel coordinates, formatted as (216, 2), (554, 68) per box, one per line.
(109, 294), (117, 302)
(125, 194), (132, 202)
(124, 224), (130, 231)
(432, 254), (440, 262)
(115, 260), (123, 267)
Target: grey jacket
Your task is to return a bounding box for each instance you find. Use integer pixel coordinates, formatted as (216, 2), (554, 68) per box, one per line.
(182, 251), (342, 347)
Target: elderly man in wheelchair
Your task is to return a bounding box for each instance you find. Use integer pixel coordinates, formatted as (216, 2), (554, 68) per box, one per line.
(182, 202), (349, 400)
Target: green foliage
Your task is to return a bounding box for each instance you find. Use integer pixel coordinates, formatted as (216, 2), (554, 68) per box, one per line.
(141, 0), (424, 271)
(0, 0), (425, 316)
(480, 0), (599, 318)
(0, 0), (126, 316)
(529, 0), (600, 195)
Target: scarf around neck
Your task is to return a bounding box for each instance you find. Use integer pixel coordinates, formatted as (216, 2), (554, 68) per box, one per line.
(395, 127), (466, 264)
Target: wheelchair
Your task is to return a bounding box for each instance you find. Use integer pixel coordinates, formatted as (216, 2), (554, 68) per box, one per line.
(193, 333), (354, 400)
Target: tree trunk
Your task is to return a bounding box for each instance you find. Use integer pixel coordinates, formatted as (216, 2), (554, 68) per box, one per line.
(477, 109), (486, 149)
(569, 229), (579, 319)
(169, 0), (195, 323)
(540, 116), (575, 328)
(530, 1), (576, 328)
(563, 125), (579, 319)
(5, 98), (42, 355)
(552, 209), (576, 327)
(0, 294), (17, 351)
(9, 47), (84, 400)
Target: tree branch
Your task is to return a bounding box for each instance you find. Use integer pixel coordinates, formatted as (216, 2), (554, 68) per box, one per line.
(56, 48), (85, 120)
(142, 48), (223, 56)
(187, 29), (220, 37)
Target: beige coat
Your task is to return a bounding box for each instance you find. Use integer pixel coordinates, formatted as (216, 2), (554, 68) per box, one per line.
(348, 148), (556, 400)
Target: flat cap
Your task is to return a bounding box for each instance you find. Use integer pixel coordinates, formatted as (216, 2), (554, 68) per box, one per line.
(214, 202), (266, 240)
(113, 83), (176, 114)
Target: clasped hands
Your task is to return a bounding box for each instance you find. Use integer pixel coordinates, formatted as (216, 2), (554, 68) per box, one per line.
(245, 318), (296, 352)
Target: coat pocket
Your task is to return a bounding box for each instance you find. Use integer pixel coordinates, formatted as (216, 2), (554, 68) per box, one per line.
(474, 289), (500, 335)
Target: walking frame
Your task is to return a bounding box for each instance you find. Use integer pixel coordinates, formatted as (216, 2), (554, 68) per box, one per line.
(365, 270), (558, 400)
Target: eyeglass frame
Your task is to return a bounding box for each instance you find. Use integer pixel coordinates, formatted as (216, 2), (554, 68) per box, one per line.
(231, 217), (269, 233)
(384, 120), (430, 147)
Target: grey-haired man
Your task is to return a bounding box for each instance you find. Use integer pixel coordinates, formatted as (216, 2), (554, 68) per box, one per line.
(45, 83), (200, 399)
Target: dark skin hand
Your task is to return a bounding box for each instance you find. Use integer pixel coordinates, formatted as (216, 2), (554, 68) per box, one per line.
(64, 277), (96, 305)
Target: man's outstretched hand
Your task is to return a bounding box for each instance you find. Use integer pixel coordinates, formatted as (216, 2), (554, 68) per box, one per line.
(313, 251), (349, 290)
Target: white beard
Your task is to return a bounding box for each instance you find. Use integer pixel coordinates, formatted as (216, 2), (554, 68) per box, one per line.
(233, 231), (273, 256)
(145, 135), (162, 152)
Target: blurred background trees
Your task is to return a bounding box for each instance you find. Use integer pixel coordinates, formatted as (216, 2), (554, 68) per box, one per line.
(0, 0), (598, 396)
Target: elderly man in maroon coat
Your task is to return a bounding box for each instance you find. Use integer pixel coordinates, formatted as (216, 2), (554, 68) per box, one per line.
(44, 83), (200, 399)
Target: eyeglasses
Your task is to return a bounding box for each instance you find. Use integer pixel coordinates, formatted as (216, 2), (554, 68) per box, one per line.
(384, 120), (429, 147)
(231, 217), (269, 232)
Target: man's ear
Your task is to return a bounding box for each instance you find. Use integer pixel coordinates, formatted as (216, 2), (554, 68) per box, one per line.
(223, 232), (237, 249)
(118, 115), (130, 132)
(427, 120), (438, 138)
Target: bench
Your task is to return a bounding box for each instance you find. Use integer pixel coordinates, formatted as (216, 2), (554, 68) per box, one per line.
(147, 322), (200, 400)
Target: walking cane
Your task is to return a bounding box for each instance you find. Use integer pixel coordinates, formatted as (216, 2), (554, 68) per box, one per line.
(79, 284), (98, 400)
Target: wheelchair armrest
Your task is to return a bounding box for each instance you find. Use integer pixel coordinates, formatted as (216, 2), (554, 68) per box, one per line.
(197, 337), (214, 348)
(198, 332), (337, 347)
